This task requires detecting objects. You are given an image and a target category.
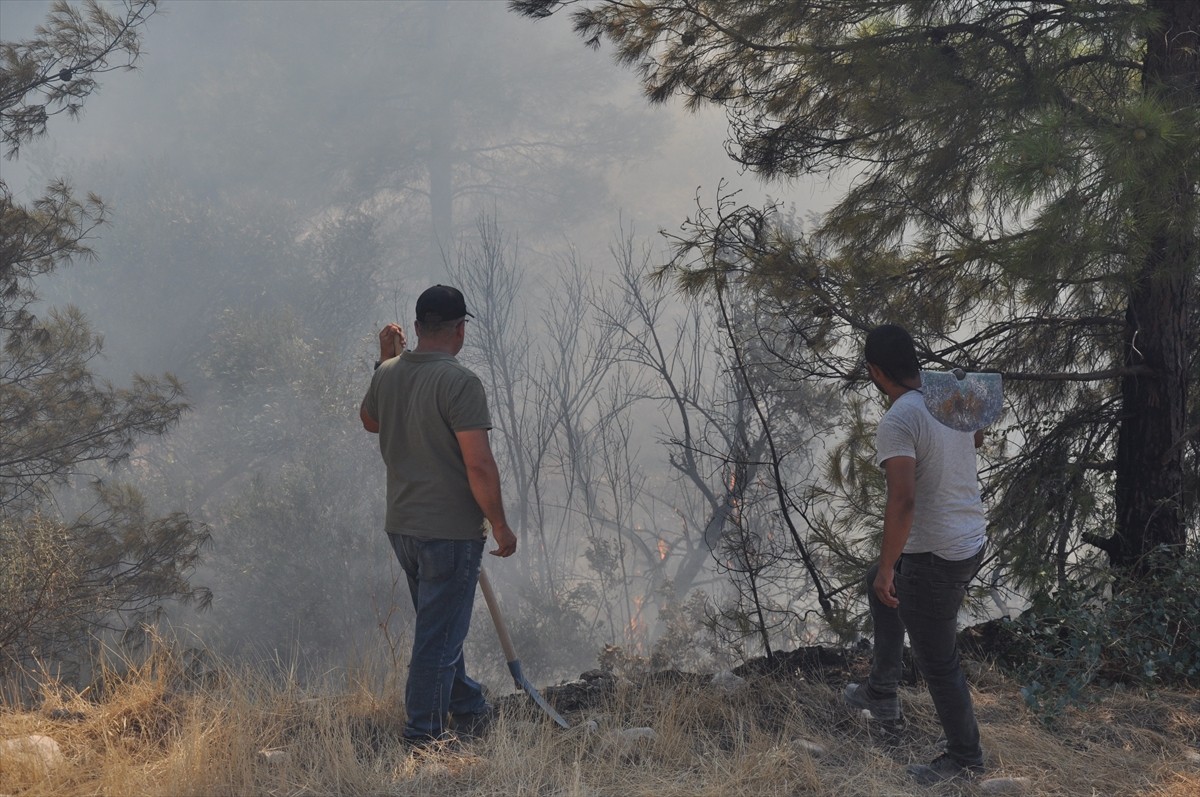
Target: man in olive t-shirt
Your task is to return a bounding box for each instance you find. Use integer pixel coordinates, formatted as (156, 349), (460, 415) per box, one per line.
(360, 285), (517, 744)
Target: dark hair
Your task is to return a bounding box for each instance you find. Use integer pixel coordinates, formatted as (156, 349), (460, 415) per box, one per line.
(864, 324), (920, 383)
(415, 316), (464, 336)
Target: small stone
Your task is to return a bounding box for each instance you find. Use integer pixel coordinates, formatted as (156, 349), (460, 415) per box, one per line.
(792, 739), (827, 758)
(1184, 749), (1200, 765)
(979, 777), (1032, 795)
(710, 670), (747, 692)
(611, 727), (657, 763)
(258, 749), (289, 765)
(617, 727), (657, 742)
(1, 735), (64, 774)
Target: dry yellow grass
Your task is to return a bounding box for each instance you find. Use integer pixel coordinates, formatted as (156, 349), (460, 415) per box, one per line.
(1, 643), (1197, 796)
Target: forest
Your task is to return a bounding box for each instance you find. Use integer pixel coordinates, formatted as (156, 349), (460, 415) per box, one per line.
(1, 1), (1197, 795)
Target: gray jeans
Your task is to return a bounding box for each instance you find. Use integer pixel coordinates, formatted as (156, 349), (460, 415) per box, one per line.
(866, 546), (985, 767)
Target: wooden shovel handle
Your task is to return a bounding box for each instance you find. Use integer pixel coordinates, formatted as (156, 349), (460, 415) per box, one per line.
(478, 567), (518, 664)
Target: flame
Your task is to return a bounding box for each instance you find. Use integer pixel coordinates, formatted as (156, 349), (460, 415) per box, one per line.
(726, 468), (743, 525)
(657, 539), (669, 561)
(627, 595), (648, 651)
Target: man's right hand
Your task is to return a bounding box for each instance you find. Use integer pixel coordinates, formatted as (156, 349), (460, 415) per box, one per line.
(489, 523), (517, 557)
(378, 323), (406, 361)
(874, 563), (899, 609)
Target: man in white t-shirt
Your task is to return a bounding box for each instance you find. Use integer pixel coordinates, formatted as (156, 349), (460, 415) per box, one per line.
(844, 324), (988, 786)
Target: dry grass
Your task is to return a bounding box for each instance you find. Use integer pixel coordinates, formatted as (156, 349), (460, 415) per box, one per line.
(1, 644), (1198, 797)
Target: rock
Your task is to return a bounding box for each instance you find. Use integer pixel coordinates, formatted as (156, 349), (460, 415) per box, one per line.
(578, 720), (600, 734)
(541, 671), (617, 714)
(1184, 749), (1200, 765)
(616, 727), (657, 742)
(710, 670), (747, 692)
(610, 727), (658, 762)
(258, 749), (289, 765)
(791, 739), (827, 758)
(1, 735), (64, 775)
(979, 777), (1032, 795)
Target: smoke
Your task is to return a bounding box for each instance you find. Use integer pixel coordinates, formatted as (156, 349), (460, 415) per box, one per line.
(4, 0), (829, 691)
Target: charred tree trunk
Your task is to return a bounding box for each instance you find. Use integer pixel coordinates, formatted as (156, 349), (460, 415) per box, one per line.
(1096, 2), (1197, 571)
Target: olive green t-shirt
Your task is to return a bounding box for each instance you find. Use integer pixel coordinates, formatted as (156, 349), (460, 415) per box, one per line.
(363, 351), (491, 540)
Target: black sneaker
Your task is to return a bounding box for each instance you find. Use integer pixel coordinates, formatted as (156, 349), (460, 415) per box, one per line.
(449, 707), (495, 741)
(906, 753), (984, 785)
(401, 734), (440, 750)
(843, 682), (901, 721)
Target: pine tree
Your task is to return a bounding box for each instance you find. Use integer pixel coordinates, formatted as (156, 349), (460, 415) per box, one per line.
(1, 0), (209, 673)
(512, 1), (1197, 583)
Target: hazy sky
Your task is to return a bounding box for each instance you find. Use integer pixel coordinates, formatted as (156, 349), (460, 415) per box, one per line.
(0, 0), (845, 361)
(0, 0), (819, 242)
(1, 0), (841, 384)
(0, 0), (839, 675)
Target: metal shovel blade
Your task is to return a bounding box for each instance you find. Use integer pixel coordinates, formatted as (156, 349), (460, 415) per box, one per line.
(478, 568), (570, 729)
(921, 369), (1003, 432)
(506, 658), (569, 729)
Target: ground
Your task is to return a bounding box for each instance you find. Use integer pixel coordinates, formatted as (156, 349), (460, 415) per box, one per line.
(2, 639), (1198, 796)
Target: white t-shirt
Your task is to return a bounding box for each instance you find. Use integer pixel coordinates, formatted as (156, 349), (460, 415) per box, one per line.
(874, 391), (987, 561)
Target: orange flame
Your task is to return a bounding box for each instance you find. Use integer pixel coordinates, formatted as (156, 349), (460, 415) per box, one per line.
(627, 595), (648, 651)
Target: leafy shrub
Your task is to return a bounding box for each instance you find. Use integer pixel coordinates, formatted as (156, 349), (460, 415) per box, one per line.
(1011, 547), (1200, 721)
(0, 484), (210, 679)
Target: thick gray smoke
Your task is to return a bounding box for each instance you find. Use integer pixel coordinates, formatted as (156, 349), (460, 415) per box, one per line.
(4, 0), (825, 689)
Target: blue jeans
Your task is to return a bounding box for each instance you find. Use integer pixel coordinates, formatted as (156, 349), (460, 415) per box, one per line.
(865, 546), (985, 767)
(388, 533), (488, 740)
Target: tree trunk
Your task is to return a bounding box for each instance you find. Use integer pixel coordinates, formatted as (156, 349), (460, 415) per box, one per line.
(1104, 1), (1197, 570)
(425, 2), (454, 276)
(428, 136), (453, 271)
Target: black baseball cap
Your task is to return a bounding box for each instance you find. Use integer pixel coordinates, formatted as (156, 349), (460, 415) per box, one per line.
(415, 284), (474, 324)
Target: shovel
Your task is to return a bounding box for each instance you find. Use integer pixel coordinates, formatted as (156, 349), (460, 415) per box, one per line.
(478, 567), (570, 729)
(920, 368), (1003, 432)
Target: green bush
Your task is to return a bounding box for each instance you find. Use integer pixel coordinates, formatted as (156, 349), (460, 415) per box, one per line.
(0, 485), (210, 679)
(1012, 547), (1200, 721)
